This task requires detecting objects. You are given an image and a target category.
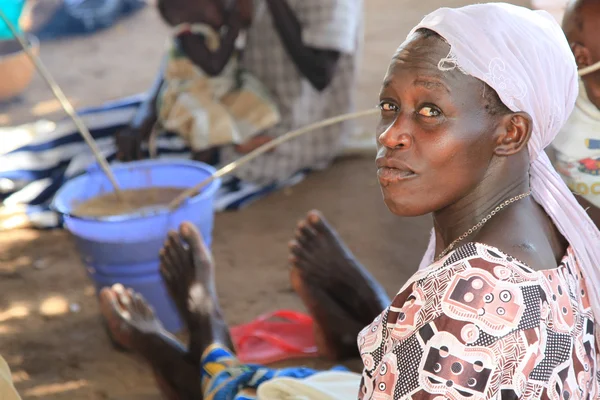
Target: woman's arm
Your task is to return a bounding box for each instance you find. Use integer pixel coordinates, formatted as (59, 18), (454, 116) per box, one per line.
(115, 61), (165, 161)
(178, 13), (243, 77)
(131, 62), (165, 133)
(264, 0), (340, 91)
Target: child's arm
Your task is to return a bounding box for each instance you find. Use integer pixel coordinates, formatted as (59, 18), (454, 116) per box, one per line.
(264, 0), (341, 92)
(178, 12), (244, 77)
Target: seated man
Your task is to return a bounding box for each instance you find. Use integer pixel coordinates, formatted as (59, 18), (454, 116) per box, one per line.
(551, 0), (600, 228)
(117, 0), (364, 186)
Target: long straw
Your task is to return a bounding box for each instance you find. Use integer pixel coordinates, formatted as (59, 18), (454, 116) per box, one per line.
(579, 62), (600, 77)
(0, 10), (124, 200)
(168, 108), (379, 210)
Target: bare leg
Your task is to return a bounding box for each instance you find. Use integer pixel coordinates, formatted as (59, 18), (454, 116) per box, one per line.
(99, 284), (202, 399)
(159, 222), (234, 365)
(289, 210), (390, 360)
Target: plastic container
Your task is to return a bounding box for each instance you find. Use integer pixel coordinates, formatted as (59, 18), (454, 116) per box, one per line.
(0, 0), (25, 40)
(52, 159), (221, 333)
(0, 33), (39, 101)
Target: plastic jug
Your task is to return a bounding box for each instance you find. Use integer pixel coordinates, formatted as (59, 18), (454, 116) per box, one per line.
(0, 0), (25, 40)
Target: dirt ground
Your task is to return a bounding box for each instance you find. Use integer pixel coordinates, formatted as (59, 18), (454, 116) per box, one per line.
(0, 0), (528, 398)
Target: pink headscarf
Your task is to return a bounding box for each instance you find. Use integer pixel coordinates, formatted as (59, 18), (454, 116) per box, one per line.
(412, 4), (600, 319)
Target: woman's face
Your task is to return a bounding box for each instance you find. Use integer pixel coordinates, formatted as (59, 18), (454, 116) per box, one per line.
(376, 32), (503, 217)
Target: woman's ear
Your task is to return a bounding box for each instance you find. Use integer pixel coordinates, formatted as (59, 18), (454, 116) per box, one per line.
(494, 112), (532, 156)
(571, 42), (593, 69)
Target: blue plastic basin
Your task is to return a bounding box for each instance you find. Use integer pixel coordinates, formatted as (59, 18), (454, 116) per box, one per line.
(52, 159), (221, 333)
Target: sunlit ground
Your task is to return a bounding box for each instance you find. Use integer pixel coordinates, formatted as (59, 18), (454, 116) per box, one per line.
(0, 228), (161, 399)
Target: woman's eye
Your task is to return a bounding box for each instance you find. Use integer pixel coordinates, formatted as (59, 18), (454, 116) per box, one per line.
(418, 106), (441, 117)
(379, 102), (398, 112)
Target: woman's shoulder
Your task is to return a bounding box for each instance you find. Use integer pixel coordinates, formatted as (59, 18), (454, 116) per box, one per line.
(358, 241), (596, 399)
(434, 241), (575, 274)
(418, 241), (542, 285)
(405, 241), (587, 336)
(362, 243), (548, 343)
(416, 241), (582, 297)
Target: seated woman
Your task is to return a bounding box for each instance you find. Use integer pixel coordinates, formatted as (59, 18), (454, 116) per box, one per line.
(100, 3), (600, 399)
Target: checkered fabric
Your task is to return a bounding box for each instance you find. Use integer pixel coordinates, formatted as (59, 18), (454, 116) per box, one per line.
(220, 0), (364, 184)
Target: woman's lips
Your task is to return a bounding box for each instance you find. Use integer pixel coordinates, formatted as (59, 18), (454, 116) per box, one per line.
(377, 167), (417, 183)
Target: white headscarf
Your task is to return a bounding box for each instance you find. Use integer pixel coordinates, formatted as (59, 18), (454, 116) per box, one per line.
(412, 4), (600, 319)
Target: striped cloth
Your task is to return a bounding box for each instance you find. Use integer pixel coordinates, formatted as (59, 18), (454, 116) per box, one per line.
(0, 95), (308, 230)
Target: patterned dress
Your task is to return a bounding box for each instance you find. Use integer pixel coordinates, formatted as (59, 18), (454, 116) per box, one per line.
(358, 242), (600, 399)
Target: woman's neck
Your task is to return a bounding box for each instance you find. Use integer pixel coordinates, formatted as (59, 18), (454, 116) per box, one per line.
(432, 165), (530, 256)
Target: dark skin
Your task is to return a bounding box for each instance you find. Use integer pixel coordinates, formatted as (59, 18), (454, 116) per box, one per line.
(100, 223), (235, 399)
(376, 32), (567, 270)
(288, 211), (391, 360)
(116, 0), (341, 162)
(99, 284), (203, 399)
(561, 0), (600, 229)
(263, 0), (341, 92)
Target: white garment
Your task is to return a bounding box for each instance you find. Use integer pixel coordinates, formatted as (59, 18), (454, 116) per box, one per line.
(552, 79), (600, 208)
(258, 371), (361, 400)
(0, 356), (21, 400)
(220, 0), (363, 185)
(411, 4), (600, 328)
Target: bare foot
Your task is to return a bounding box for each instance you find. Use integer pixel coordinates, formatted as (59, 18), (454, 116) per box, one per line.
(99, 284), (202, 399)
(159, 222), (234, 365)
(288, 210), (390, 360)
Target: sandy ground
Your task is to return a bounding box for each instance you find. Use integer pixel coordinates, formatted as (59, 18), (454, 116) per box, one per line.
(0, 0), (528, 398)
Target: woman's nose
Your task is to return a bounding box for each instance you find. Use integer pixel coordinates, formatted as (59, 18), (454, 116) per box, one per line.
(378, 125), (413, 150)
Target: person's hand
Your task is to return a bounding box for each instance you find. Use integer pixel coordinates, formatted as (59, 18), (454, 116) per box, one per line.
(236, 0), (253, 27)
(115, 126), (145, 162)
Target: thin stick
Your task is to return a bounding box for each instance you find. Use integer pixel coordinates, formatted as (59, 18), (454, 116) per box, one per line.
(579, 62), (600, 77)
(0, 10), (124, 199)
(168, 108), (379, 210)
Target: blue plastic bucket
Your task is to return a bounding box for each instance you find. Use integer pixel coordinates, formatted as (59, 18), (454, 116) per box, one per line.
(52, 159), (221, 333)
